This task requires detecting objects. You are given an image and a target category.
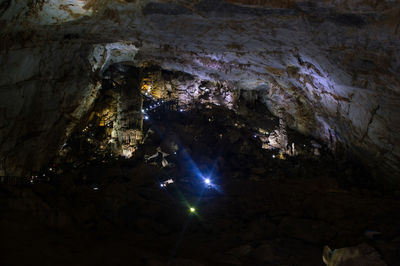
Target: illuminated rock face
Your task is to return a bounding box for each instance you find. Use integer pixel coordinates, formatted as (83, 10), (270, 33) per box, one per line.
(0, 0), (399, 183)
(141, 68), (237, 109)
(117, 73), (143, 158)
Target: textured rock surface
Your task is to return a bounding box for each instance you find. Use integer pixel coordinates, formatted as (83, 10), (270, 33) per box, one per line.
(2, 101), (400, 265)
(0, 0), (399, 183)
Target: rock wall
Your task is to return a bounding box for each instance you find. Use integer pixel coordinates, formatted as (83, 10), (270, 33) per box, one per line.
(117, 69), (143, 158)
(0, 43), (100, 175)
(0, 0), (399, 183)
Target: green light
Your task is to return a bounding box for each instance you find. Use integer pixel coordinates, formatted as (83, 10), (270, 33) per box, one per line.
(189, 207), (196, 213)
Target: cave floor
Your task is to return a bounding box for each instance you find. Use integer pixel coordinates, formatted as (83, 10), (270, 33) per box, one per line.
(1, 103), (399, 266)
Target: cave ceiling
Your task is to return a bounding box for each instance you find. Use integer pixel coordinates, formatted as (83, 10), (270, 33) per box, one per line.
(0, 0), (399, 182)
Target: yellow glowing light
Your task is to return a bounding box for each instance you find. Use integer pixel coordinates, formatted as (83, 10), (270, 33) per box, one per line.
(189, 207), (196, 213)
(141, 84), (151, 92)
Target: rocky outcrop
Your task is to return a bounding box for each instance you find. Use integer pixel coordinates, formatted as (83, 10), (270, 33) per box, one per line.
(0, 43), (100, 175)
(0, 0), (399, 184)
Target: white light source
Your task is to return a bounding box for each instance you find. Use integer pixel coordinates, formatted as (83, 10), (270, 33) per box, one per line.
(144, 115), (149, 120)
(93, 187), (99, 190)
(272, 155), (276, 158)
(204, 178), (211, 185)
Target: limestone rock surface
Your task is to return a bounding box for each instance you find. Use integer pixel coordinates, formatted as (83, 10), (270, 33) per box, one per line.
(0, 0), (399, 183)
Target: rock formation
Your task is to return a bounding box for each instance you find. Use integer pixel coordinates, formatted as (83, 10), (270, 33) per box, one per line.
(1, 0), (399, 186)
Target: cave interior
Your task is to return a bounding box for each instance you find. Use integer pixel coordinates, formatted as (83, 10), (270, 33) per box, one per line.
(1, 0), (400, 265)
